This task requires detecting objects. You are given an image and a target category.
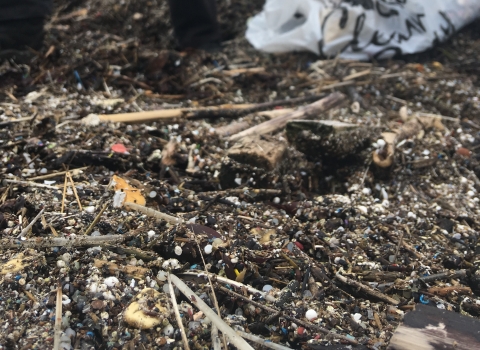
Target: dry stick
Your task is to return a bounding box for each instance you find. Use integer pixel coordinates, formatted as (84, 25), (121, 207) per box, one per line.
(169, 274), (254, 350)
(393, 230), (404, 264)
(378, 270), (468, 291)
(218, 286), (358, 345)
(67, 171), (83, 211)
(194, 240), (229, 350)
(125, 202), (184, 224)
(0, 235), (126, 250)
(61, 172), (68, 213)
(211, 324), (222, 350)
(229, 92), (346, 142)
(180, 271), (268, 299)
(17, 208), (45, 238)
(29, 167), (88, 181)
(53, 284), (62, 350)
(236, 330), (292, 350)
(335, 272), (399, 305)
(83, 202), (109, 235)
(167, 273), (191, 350)
(97, 104), (255, 123)
(4, 179), (60, 190)
(96, 94), (328, 123)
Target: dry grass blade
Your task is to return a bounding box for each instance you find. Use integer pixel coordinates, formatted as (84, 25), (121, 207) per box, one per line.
(61, 172), (68, 213)
(194, 240), (228, 350)
(167, 273), (191, 350)
(67, 171), (83, 211)
(125, 202), (184, 224)
(29, 167), (88, 181)
(4, 179), (60, 190)
(169, 274), (254, 350)
(53, 284), (62, 350)
(1, 235), (125, 249)
(180, 271), (269, 299)
(83, 202), (109, 235)
(17, 208), (45, 238)
(211, 324), (221, 350)
(236, 330), (292, 350)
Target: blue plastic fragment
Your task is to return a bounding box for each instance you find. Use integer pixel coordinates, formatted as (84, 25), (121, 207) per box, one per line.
(419, 294), (429, 304)
(87, 331), (94, 338)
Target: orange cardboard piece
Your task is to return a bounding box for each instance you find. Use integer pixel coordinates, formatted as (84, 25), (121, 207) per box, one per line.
(111, 175), (146, 206)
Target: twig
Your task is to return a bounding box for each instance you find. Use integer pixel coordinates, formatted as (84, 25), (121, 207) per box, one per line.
(236, 330), (292, 350)
(53, 284), (62, 350)
(67, 171), (83, 211)
(335, 271), (399, 305)
(343, 69), (371, 81)
(29, 167), (88, 181)
(0, 235), (125, 250)
(218, 286), (358, 345)
(211, 324), (222, 350)
(167, 273), (191, 350)
(169, 274), (254, 350)
(4, 179), (60, 190)
(200, 188), (282, 196)
(229, 92), (346, 142)
(194, 240), (229, 350)
(61, 173), (68, 214)
(180, 271), (268, 299)
(393, 230), (404, 264)
(94, 94), (332, 124)
(125, 202), (184, 224)
(17, 208), (45, 238)
(280, 252), (299, 270)
(83, 202), (109, 235)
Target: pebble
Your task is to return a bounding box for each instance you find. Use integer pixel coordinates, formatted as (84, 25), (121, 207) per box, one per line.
(163, 324), (174, 336)
(104, 276), (120, 288)
(305, 309), (318, 321)
(262, 285), (273, 292)
(57, 260), (66, 268)
(174, 246), (183, 256)
(157, 270), (167, 282)
(204, 244), (213, 254)
(85, 206), (95, 213)
(149, 191), (157, 198)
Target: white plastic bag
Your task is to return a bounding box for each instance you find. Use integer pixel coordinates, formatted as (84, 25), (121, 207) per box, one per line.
(246, 0), (480, 60)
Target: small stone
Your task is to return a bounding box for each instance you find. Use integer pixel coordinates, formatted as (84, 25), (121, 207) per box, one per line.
(57, 260), (66, 268)
(174, 246), (183, 256)
(90, 299), (105, 310)
(306, 309), (318, 321)
(163, 324), (174, 336)
(104, 276), (120, 288)
(262, 285), (273, 292)
(204, 244), (213, 254)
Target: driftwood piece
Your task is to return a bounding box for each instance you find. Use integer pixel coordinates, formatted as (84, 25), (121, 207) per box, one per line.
(388, 304), (480, 350)
(229, 92), (346, 142)
(227, 136), (287, 170)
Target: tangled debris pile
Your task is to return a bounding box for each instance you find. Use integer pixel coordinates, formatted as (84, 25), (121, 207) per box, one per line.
(1, 1), (480, 349)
